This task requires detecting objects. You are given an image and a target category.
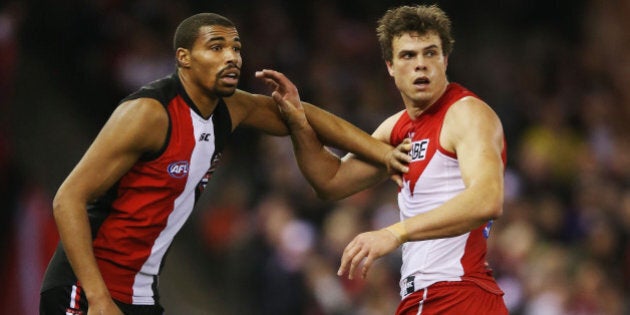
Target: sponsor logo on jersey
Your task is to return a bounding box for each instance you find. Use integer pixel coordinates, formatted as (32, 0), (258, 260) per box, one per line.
(410, 139), (429, 161)
(199, 132), (212, 142)
(167, 161), (189, 178)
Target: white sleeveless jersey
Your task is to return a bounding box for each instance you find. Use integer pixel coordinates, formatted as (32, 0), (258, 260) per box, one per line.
(390, 83), (504, 298)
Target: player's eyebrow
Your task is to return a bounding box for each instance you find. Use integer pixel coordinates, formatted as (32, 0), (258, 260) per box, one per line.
(206, 36), (240, 44)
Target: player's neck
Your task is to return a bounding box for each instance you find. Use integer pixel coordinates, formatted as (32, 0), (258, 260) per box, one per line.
(403, 82), (449, 120)
(178, 71), (219, 118)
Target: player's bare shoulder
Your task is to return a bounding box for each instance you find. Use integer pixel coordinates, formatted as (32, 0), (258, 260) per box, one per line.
(116, 98), (168, 128)
(372, 109), (407, 143)
(446, 96), (502, 131)
(442, 96), (504, 151)
(110, 97), (169, 152)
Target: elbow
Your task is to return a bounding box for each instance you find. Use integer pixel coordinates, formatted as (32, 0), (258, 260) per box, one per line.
(314, 188), (345, 202)
(477, 184), (504, 221)
(307, 177), (349, 201)
(313, 181), (351, 201)
(483, 193), (504, 221)
(52, 188), (85, 222)
(486, 202), (503, 221)
(52, 191), (68, 222)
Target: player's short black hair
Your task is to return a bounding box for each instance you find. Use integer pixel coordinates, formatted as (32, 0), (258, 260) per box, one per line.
(173, 13), (235, 51)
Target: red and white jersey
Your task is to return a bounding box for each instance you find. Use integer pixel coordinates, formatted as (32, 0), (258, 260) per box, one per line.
(41, 74), (232, 304)
(389, 83), (505, 298)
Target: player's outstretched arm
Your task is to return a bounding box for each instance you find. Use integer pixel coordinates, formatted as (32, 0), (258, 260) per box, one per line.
(254, 69), (409, 180)
(255, 69), (410, 199)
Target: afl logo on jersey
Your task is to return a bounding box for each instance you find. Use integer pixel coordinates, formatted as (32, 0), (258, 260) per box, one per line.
(167, 161), (189, 178)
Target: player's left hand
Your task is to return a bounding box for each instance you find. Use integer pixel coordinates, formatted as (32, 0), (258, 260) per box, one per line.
(255, 69), (307, 130)
(387, 138), (411, 186)
(337, 228), (400, 280)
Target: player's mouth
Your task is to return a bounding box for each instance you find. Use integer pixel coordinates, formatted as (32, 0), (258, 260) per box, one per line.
(413, 77), (430, 89)
(219, 67), (240, 85)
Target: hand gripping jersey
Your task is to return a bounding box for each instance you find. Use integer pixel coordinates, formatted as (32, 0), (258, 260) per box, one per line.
(390, 83), (506, 298)
(41, 73), (232, 304)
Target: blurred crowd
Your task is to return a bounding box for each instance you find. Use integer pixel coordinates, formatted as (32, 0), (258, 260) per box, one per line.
(1, 0), (629, 314)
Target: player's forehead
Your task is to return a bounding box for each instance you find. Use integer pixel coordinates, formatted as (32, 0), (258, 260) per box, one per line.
(195, 25), (240, 45)
(392, 31), (442, 52)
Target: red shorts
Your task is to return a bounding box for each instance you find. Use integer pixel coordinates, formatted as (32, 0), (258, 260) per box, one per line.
(396, 281), (508, 315)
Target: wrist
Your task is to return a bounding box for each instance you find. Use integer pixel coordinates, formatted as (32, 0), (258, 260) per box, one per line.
(384, 221), (408, 245)
(287, 117), (310, 133)
(83, 283), (111, 303)
(382, 146), (392, 170)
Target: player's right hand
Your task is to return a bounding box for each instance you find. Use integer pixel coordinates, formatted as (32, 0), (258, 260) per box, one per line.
(337, 228), (400, 280)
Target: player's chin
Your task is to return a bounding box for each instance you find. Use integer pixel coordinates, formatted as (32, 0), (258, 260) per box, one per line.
(216, 86), (238, 97)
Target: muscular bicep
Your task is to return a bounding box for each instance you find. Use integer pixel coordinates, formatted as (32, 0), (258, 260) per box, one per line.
(56, 99), (168, 203)
(444, 98), (504, 190)
(225, 90), (289, 135)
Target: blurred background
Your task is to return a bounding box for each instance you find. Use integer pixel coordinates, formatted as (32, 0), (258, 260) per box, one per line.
(1, 0), (629, 314)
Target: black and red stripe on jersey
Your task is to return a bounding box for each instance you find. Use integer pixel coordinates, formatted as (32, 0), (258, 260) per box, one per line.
(41, 73), (232, 305)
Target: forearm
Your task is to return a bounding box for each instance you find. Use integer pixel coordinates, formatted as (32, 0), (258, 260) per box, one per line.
(287, 119), (345, 197)
(303, 104), (391, 167)
(288, 117), (391, 200)
(53, 198), (111, 303)
(396, 184), (503, 242)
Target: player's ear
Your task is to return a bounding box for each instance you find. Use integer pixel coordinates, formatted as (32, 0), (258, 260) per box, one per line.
(386, 60), (394, 77)
(176, 48), (191, 68)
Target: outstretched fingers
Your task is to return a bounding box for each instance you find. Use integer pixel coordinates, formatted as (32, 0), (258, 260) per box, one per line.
(255, 69), (302, 109)
(338, 240), (361, 279)
(361, 254), (376, 280)
(387, 138), (412, 186)
(255, 69), (292, 95)
(338, 230), (400, 280)
(396, 138), (412, 166)
(257, 75), (278, 89)
(337, 236), (376, 280)
(256, 69), (307, 129)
